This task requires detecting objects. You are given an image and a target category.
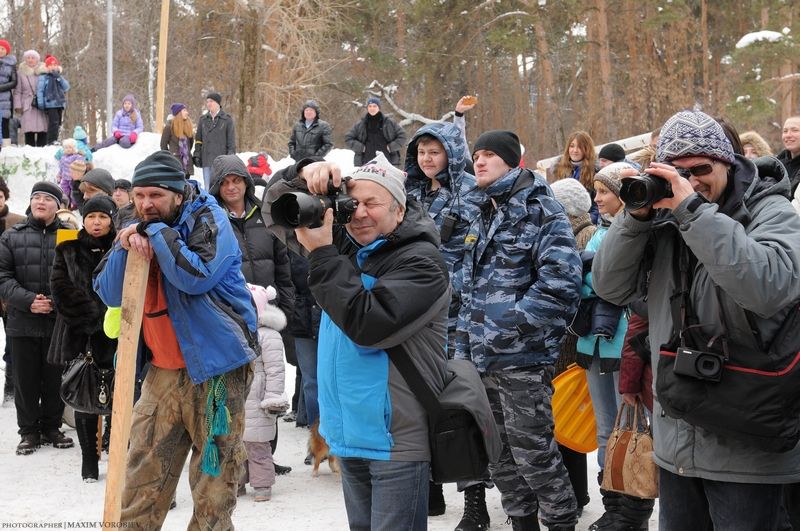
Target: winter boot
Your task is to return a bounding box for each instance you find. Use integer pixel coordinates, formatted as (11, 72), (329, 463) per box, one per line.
(455, 484), (490, 530)
(41, 429), (74, 449)
(74, 414), (99, 481)
(274, 463), (292, 475)
(428, 481), (445, 517)
(509, 511), (541, 531)
(16, 433), (40, 455)
(609, 494), (653, 530)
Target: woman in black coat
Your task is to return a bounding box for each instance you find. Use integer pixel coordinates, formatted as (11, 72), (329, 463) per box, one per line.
(48, 196), (117, 482)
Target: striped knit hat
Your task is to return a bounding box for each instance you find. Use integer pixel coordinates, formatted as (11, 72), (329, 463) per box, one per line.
(132, 151), (186, 193)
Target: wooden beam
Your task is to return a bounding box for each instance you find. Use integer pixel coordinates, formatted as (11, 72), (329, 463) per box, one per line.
(102, 252), (150, 529)
(154, 0), (170, 132)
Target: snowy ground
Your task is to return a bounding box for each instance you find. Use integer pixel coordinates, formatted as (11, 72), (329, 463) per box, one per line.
(0, 141), (659, 529)
(0, 358), (657, 530)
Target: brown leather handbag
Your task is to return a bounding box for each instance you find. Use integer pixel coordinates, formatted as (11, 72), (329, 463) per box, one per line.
(601, 400), (658, 499)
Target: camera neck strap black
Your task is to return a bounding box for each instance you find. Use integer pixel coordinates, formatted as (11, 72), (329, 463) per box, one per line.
(670, 238), (730, 359)
(386, 345), (446, 424)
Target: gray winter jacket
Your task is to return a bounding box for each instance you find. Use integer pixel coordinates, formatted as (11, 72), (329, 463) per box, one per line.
(593, 155), (800, 483)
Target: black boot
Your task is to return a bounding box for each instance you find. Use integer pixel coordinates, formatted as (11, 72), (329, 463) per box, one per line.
(589, 488), (623, 530)
(41, 429), (74, 449)
(612, 494), (653, 530)
(509, 511), (541, 531)
(428, 481), (445, 516)
(74, 413), (99, 482)
(16, 433), (40, 455)
(3, 368), (13, 406)
(455, 484), (490, 530)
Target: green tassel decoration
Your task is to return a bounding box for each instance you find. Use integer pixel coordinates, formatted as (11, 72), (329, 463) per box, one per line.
(200, 437), (221, 477)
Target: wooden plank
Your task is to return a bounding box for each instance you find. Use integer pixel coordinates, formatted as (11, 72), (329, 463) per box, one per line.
(102, 251), (150, 529)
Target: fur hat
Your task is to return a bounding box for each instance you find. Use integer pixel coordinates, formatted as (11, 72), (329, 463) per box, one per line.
(22, 50), (40, 62)
(349, 151), (407, 208)
(550, 178), (592, 217)
(132, 151), (187, 194)
(593, 162), (631, 198)
(740, 130), (774, 158)
(81, 195), (117, 218)
(598, 143), (626, 163)
(44, 54), (60, 68)
(31, 181), (63, 205)
(473, 130), (522, 169)
(82, 168), (115, 195)
(301, 100), (320, 120)
(170, 103), (186, 117)
(206, 92), (222, 106)
(0, 40), (11, 56)
(247, 283), (287, 330)
(656, 110), (735, 164)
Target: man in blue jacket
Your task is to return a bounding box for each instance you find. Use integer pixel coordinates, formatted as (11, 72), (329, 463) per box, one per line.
(455, 131), (582, 531)
(266, 151), (450, 531)
(94, 150), (258, 529)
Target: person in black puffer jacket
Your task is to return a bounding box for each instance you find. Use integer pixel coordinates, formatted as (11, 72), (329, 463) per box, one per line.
(48, 196), (118, 482)
(0, 181), (71, 455)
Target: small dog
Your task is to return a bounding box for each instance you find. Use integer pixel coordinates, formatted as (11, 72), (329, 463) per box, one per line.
(309, 418), (339, 477)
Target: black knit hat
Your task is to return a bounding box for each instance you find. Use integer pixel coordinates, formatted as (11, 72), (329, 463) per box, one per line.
(206, 92), (222, 106)
(81, 195), (117, 218)
(132, 151), (187, 194)
(473, 130), (522, 168)
(114, 179), (132, 191)
(598, 143), (626, 163)
(30, 181), (63, 205)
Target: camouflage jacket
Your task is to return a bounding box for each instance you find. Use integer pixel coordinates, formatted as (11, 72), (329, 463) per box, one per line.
(454, 168), (582, 373)
(405, 122), (484, 333)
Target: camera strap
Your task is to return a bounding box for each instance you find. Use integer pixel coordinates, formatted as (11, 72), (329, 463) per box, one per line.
(670, 238), (730, 360)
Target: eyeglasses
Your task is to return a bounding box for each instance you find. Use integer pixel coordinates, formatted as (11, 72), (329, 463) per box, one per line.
(673, 161), (716, 179)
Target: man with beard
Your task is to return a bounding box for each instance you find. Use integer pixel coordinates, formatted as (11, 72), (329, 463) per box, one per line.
(94, 150), (258, 529)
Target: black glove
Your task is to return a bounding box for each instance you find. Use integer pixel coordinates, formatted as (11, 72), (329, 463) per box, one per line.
(192, 156), (202, 168)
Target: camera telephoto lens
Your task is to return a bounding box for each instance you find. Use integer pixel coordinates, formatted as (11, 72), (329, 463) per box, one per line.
(620, 174), (673, 211)
(271, 192), (330, 228)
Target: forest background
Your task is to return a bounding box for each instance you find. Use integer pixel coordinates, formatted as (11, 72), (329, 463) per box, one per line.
(1, 0), (798, 164)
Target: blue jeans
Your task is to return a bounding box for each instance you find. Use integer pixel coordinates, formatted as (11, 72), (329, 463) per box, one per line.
(659, 468), (791, 531)
(339, 458), (429, 531)
(585, 361), (621, 468)
(295, 337), (319, 427)
(201, 166), (212, 191)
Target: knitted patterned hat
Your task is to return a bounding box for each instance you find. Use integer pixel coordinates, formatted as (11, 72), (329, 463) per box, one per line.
(656, 110), (735, 164)
(592, 162), (631, 198)
(132, 151), (186, 194)
(550, 178), (592, 216)
(349, 151), (407, 208)
(69, 159), (87, 175)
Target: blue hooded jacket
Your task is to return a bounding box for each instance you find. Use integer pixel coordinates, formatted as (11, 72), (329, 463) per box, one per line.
(94, 184), (258, 384)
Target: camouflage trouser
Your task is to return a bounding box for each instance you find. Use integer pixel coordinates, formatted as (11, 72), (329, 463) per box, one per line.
(483, 366), (578, 528)
(121, 364), (251, 530)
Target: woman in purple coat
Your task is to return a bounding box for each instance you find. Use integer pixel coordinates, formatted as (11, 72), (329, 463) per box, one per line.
(95, 94), (143, 150)
(13, 50), (47, 147)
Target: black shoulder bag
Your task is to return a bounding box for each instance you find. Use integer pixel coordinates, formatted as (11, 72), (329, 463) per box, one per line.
(60, 340), (115, 416)
(656, 239), (800, 452)
(387, 345), (501, 483)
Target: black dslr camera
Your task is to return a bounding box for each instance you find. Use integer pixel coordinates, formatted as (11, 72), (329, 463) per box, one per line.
(673, 347), (725, 382)
(271, 177), (356, 228)
(619, 174), (673, 211)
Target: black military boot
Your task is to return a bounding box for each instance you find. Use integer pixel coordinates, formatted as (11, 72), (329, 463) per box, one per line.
(509, 511), (541, 531)
(428, 481), (445, 516)
(455, 484), (490, 530)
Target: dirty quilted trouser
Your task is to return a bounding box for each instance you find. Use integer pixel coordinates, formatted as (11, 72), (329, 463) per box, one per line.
(483, 366), (578, 528)
(121, 365), (250, 530)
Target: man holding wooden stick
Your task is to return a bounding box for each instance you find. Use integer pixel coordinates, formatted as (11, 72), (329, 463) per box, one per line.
(94, 150), (258, 529)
